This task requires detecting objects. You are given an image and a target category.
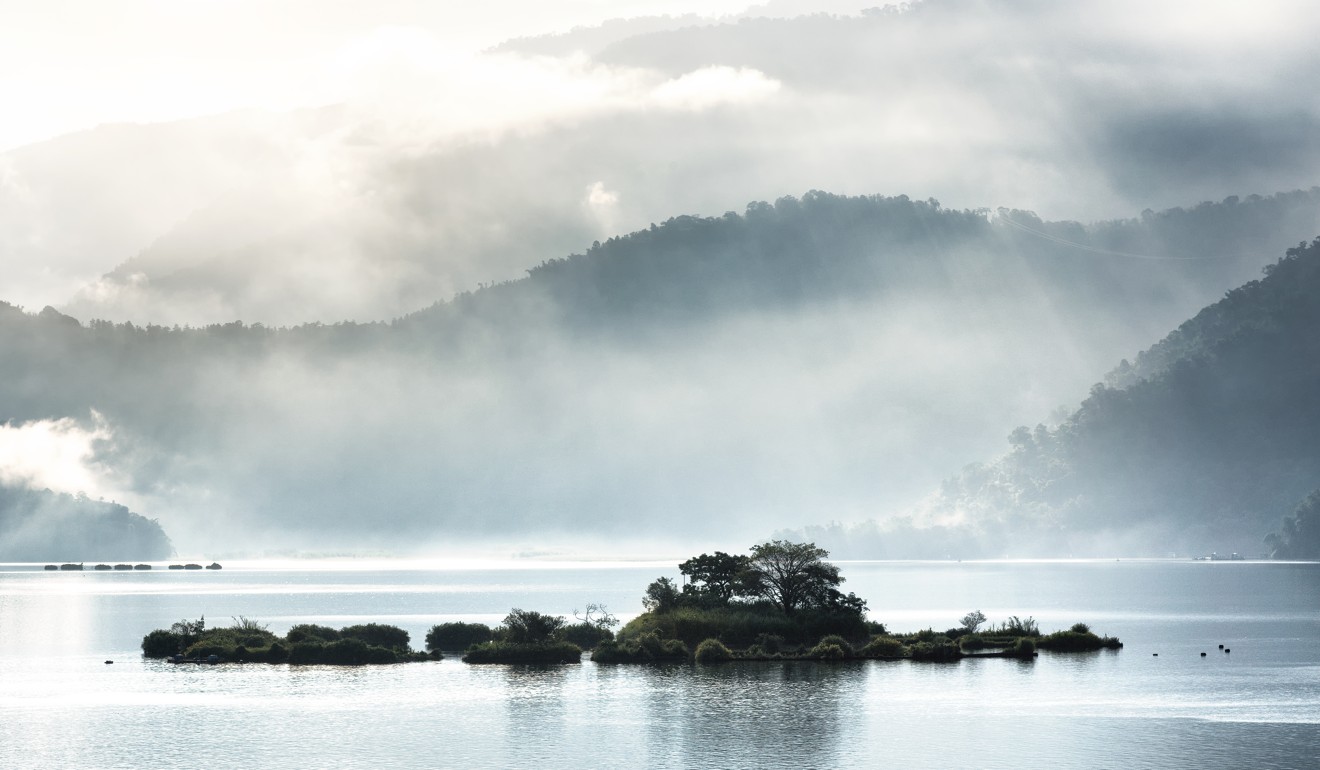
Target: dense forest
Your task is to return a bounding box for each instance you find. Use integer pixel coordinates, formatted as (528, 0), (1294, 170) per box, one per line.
(3, 190), (1319, 555)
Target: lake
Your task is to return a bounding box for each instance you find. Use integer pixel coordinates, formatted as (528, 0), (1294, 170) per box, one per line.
(1, 559), (1316, 769)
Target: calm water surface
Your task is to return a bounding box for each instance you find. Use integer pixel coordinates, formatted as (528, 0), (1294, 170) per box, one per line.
(1, 559), (1316, 769)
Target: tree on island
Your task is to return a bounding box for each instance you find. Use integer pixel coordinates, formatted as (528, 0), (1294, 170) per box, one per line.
(679, 551), (750, 605)
(498, 609), (566, 643)
(741, 540), (864, 616)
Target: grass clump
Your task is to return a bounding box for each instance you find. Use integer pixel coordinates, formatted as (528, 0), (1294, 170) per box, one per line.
(907, 641), (963, 663)
(694, 638), (734, 663)
(1036, 629), (1121, 652)
(858, 636), (905, 659)
(591, 632), (689, 664)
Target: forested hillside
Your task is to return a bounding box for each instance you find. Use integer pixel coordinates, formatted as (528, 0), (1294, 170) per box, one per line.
(2, 191), (1318, 555)
(0, 486), (172, 561)
(916, 238), (1320, 556)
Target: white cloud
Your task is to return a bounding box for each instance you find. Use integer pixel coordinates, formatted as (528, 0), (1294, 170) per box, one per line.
(0, 413), (122, 498)
(649, 66), (782, 111)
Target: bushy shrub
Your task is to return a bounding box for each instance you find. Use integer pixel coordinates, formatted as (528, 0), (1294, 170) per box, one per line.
(815, 634), (853, 654)
(462, 641), (582, 664)
(556, 622), (614, 650)
(498, 609), (567, 644)
(1037, 630), (1121, 652)
(592, 633), (689, 664)
(266, 642), (288, 663)
(858, 636), (905, 658)
(324, 638), (399, 665)
(340, 623), (410, 651)
(754, 633), (785, 654)
(908, 642), (962, 662)
(425, 622), (493, 651)
(799, 608), (871, 643)
(287, 624), (341, 644)
(999, 616), (1039, 637)
(694, 638), (733, 663)
(808, 642), (848, 660)
(1011, 637), (1037, 657)
(1070, 623), (1091, 634)
(287, 642), (327, 664)
(959, 634), (987, 651)
(184, 642), (234, 659)
(141, 630), (183, 658)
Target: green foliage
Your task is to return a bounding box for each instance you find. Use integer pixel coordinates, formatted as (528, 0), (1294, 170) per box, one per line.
(425, 622), (493, 652)
(679, 551), (751, 605)
(958, 634), (987, 651)
(461, 641), (582, 664)
(497, 609), (567, 644)
(998, 616), (1040, 637)
(141, 630), (183, 658)
(340, 623), (410, 651)
(908, 641), (963, 662)
(556, 622), (615, 650)
(287, 624), (341, 644)
(622, 604), (799, 648)
(591, 632), (689, 663)
(231, 616), (269, 633)
(1070, 623), (1091, 634)
(642, 577), (681, 613)
(142, 618), (418, 665)
(287, 642), (328, 665)
(814, 634), (852, 654)
(170, 617), (206, 648)
(858, 636), (905, 658)
(1037, 630), (1121, 652)
(1011, 637), (1037, 657)
(742, 540), (851, 616)
(693, 638), (733, 663)
(808, 642), (848, 660)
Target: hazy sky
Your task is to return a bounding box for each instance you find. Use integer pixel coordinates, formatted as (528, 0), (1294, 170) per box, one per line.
(0, 0), (874, 152)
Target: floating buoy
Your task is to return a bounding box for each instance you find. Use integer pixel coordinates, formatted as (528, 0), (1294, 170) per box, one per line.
(1200, 652), (1207, 656)
(1218, 644), (1224, 649)
(1153, 653), (1158, 656)
(1224, 648), (1230, 653)
(104, 660), (113, 665)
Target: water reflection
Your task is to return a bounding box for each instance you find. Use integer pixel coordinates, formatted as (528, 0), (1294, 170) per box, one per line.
(644, 662), (859, 769)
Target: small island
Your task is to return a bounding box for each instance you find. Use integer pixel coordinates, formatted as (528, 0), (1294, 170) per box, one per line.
(141, 617), (434, 665)
(140, 540), (1121, 667)
(436, 541), (1121, 665)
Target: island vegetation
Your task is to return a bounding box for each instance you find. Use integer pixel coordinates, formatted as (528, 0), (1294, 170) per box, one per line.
(140, 616), (432, 665)
(139, 540), (1121, 667)
(420, 541), (1120, 665)
(593, 541), (1120, 664)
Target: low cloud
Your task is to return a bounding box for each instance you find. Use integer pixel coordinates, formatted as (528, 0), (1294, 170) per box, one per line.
(0, 413), (123, 499)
